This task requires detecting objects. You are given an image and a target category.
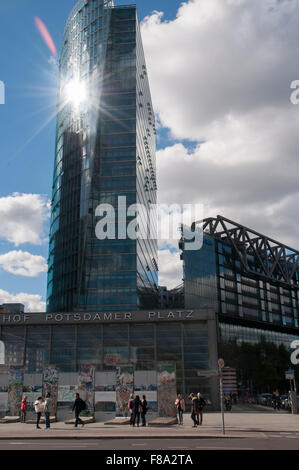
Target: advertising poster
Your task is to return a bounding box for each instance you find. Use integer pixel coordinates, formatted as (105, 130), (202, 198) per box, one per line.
(42, 366), (59, 416)
(115, 365), (134, 417)
(78, 364), (95, 416)
(7, 368), (24, 417)
(157, 362), (177, 418)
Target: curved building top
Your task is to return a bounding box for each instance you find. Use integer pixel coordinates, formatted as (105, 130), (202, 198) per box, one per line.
(60, 0), (115, 81)
(63, 0), (114, 39)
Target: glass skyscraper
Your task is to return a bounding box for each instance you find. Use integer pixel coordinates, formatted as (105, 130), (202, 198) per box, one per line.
(47, 0), (158, 312)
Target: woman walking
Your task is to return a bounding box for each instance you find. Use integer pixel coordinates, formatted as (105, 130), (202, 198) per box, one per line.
(140, 395), (148, 427)
(175, 394), (185, 425)
(20, 396), (28, 423)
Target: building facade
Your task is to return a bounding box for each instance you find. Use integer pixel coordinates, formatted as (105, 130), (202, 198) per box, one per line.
(0, 309), (219, 420)
(47, 0), (158, 313)
(181, 215), (299, 392)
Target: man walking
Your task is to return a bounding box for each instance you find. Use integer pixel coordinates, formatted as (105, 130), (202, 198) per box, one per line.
(197, 392), (206, 425)
(189, 393), (199, 427)
(72, 393), (85, 428)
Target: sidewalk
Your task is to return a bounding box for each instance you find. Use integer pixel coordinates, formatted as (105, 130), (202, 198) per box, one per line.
(0, 412), (298, 440)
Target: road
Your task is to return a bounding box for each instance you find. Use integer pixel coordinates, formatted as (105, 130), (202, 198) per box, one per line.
(1, 434), (299, 450)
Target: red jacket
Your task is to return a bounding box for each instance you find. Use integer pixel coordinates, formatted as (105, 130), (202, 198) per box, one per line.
(21, 400), (28, 411)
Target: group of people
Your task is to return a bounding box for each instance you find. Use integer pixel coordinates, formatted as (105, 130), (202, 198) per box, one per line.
(20, 391), (208, 429)
(175, 392), (206, 427)
(128, 394), (148, 427)
(20, 392), (86, 429)
(20, 392), (52, 429)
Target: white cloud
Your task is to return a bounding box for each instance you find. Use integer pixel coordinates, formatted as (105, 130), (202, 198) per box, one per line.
(141, 0), (299, 288)
(158, 248), (183, 289)
(0, 289), (45, 312)
(142, 0), (299, 141)
(0, 193), (50, 246)
(0, 250), (47, 277)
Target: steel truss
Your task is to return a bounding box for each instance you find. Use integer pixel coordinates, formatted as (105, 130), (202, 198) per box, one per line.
(191, 215), (299, 288)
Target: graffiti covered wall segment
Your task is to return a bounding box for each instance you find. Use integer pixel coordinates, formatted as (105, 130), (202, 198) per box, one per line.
(78, 364), (95, 416)
(116, 365), (134, 417)
(42, 366), (59, 416)
(157, 362), (177, 418)
(7, 368), (24, 417)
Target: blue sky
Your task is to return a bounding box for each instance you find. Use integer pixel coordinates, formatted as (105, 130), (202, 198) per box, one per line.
(0, 0), (183, 308)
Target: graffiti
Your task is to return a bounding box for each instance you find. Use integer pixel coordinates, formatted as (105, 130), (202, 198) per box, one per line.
(78, 364), (95, 416)
(7, 368), (24, 417)
(42, 366), (59, 416)
(116, 365), (134, 417)
(290, 340), (299, 365)
(43, 367), (59, 384)
(22, 389), (42, 411)
(58, 386), (78, 403)
(157, 363), (177, 418)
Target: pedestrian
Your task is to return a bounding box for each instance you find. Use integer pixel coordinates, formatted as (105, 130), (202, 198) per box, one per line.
(175, 393), (185, 425)
(71, 393), (85, 428)
(197, 392), (206, 425)
(43, 392), (51, 429)
(128, 394), (135, 426)
(189, 393), (199, 427)
(20, 396), (28, 423)
(34, 396), (44, 429)
(132, 394), (141, 427)
(140, 395), (148, 427)
(272, 389), (281, 411)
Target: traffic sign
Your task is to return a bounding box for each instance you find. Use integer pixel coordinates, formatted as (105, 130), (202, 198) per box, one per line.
(285, 370), (294, 380)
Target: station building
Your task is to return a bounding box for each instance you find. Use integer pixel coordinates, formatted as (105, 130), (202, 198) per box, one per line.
(0, 309), (219, 420)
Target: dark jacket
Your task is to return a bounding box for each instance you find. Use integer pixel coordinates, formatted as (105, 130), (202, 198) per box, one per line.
(134, 397), (141, 413)
(197, 397), (206, 411)
(140, 399), (148, 414)
(191, 397), (199, 413)
(72, 397), (84, 413)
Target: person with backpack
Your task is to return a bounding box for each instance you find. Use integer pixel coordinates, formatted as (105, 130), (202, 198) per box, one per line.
(197, 392), (206, 425)
(128, 394), (135, 426)
(140, 395), (148, 427)
(71, 393), (85, 428)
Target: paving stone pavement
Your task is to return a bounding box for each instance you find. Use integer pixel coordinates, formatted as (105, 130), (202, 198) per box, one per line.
(0, 410), (299, 440)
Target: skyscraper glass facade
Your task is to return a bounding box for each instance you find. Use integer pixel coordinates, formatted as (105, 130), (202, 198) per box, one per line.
(47, 0), (158, 312)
